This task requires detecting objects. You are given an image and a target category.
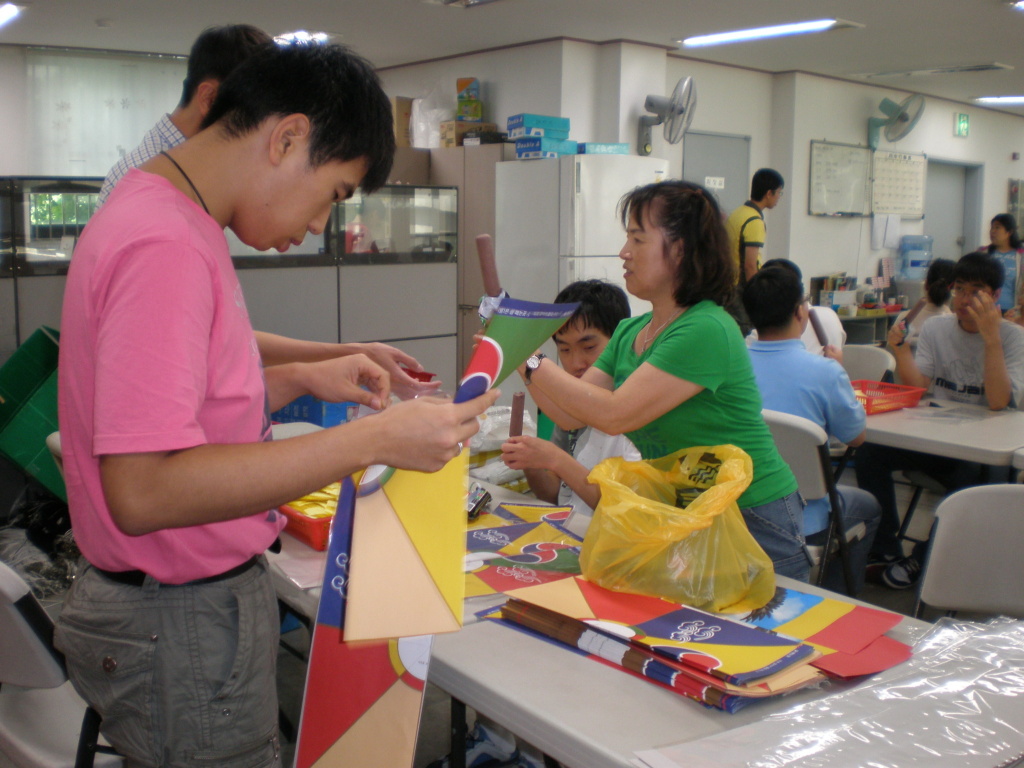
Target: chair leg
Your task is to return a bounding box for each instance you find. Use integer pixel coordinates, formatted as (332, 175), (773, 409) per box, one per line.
(449, 697), (468, 768)
(897, 485), (923, 543)
(75, 706), (103, 768)
(820, 445), (857, 596)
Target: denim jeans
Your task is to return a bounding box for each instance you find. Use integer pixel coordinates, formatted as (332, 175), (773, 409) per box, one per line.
(853, 442), (1009, 561)
(55, 558), (282, 768)
(740, 490), (811, 582)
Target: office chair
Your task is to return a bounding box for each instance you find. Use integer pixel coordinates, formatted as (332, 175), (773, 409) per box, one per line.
(45, 432), (64, 479)
(762, 410), (861, 595)
(0, 560), (122, 768)
(841, 344), (896, 384)
(915, 484), (1024, 619)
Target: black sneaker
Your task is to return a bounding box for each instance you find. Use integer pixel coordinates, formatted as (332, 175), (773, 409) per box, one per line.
(881, 556), (921, 590)
(865, 553), (898, 584)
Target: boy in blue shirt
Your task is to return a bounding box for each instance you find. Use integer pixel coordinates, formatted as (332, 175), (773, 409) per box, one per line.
(743, 263), (881, 593)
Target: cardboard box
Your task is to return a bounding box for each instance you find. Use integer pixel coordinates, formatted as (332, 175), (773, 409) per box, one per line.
(271, 395), (358, 428)
(456, 99), (484, 122)
(0, 327), (65, 500)
(457, 77), (480, 101)
(820, 290), (858, 308)
(441, 120), (497, 148)
(514, 136), (578, 159)
(507, 126), (570, 140)
(390, 96), (413, 148)
(507, 113), (571, 135)
(577, 142), (630, 155)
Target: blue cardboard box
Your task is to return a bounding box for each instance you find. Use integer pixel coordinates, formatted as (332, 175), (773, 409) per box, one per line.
(514, 136), (578, 159)
(507, 113), (570, 135)
(508, 125), (570, 140)
(272, 395), (358, 428)
(577, 142), (630, 155)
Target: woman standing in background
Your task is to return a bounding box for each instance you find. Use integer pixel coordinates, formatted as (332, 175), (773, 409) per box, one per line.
(983, 213), (1024, 322)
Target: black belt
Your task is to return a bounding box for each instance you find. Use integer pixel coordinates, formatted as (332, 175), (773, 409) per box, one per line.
(96, 554), (260, 588)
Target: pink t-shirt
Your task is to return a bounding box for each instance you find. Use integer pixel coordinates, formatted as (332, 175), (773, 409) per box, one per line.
(58, 169), (285, 583)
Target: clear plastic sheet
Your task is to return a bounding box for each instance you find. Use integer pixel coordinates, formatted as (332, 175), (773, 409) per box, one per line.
(635, 617), (1024, 768)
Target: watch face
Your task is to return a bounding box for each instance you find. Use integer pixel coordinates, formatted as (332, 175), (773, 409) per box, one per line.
(527, 355), (540, 369)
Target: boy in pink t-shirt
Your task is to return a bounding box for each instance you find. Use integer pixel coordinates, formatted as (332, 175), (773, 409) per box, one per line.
(56, 43), (496, 767)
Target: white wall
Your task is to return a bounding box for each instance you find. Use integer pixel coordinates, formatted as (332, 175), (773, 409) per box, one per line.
(783, 73), (1024, 283)
(4, 38), (1024, 285)
(380, 41), (566, 137)
(665, 54), (775, 179)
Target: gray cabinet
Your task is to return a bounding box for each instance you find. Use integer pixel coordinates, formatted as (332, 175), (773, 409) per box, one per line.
(840, 315), (897, 345)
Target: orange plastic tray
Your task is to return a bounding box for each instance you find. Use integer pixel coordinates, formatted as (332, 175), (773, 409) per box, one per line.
(850, 380), (927, 415)
(279, 503), (332, 551)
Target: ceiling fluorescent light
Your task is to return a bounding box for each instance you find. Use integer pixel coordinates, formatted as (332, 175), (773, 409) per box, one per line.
(440, 0), (504, 7)
(275, 30), (330, 44)
(976, 96), (1024, 104)
(864, 62), (1013, 78)
(0, 3), (21, 30)
(679, 18), (862, 48)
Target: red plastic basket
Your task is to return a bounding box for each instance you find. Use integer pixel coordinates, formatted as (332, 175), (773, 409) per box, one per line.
(850, 380), (927, 415)
(279, 503), (332, 551)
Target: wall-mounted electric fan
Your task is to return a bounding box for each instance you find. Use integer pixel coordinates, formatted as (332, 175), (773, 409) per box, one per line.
(867, 94), (925, 150)
(638, 76), (696, 156)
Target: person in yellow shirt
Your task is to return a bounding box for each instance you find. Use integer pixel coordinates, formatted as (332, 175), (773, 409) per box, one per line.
(724, 168), (784, 333)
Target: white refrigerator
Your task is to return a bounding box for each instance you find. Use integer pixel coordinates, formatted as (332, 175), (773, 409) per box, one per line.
(494, 154), (669, 318)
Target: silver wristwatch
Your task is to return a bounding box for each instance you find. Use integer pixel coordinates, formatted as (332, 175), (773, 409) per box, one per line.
(524, 353), (547, 383)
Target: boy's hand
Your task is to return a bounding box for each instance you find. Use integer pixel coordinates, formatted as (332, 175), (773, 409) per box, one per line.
(967, 291), (1003, 343)
(822, 344), (843, 363)
(302, 354), (390, 410)
(369, 390), (499, 472)
(886, 321), (909, 350)
(354, 342), (442, 400)
(501, 435), (561, 471)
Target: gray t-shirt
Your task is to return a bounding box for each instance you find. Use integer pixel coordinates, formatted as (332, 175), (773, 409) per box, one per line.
(915, 315), (1024, 407)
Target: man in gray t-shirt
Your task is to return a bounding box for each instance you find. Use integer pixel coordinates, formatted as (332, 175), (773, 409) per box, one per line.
(856, 252), (1024, 590)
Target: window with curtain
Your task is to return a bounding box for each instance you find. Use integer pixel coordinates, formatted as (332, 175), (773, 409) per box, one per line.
(26, 48), (185, 177)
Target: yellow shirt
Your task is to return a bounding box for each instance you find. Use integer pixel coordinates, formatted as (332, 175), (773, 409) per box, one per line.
(725, 201), (765, 285)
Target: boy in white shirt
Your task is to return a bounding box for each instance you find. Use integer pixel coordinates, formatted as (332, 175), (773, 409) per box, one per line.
(501, 280), (640, 537)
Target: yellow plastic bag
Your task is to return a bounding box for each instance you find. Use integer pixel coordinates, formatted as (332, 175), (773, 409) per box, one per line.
(582, 445), (775, 613)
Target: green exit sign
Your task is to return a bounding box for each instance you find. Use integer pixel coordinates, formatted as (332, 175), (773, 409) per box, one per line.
(954, 112), (970, 138)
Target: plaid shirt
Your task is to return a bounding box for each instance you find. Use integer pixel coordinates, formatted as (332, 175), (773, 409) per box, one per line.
(98, 114), (185, 206)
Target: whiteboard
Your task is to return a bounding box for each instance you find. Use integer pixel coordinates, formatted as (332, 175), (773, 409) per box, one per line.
(808, 141), (871, 216)
(872, 150), (926, 218)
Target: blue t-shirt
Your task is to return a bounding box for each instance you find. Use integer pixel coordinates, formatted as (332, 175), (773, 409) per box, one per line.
(993, 250), (1019, 312)
(747, 339), (866, 534)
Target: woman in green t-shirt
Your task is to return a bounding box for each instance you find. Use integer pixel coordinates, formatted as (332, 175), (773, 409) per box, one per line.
(520, 180), (809, 580)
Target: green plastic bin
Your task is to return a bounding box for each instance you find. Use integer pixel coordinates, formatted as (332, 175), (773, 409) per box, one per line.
(0, 327), (65, 501)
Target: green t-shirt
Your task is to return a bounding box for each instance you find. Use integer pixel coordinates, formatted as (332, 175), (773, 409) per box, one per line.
(593, 301), (796, 508)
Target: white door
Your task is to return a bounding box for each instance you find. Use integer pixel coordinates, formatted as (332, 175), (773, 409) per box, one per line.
(924, 161), (968, 261)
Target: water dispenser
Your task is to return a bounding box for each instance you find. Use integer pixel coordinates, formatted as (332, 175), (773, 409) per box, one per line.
(898, 235), (933, 280)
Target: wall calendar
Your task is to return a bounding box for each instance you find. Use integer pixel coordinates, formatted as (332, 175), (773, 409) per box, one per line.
(871, 150), (926, 218)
